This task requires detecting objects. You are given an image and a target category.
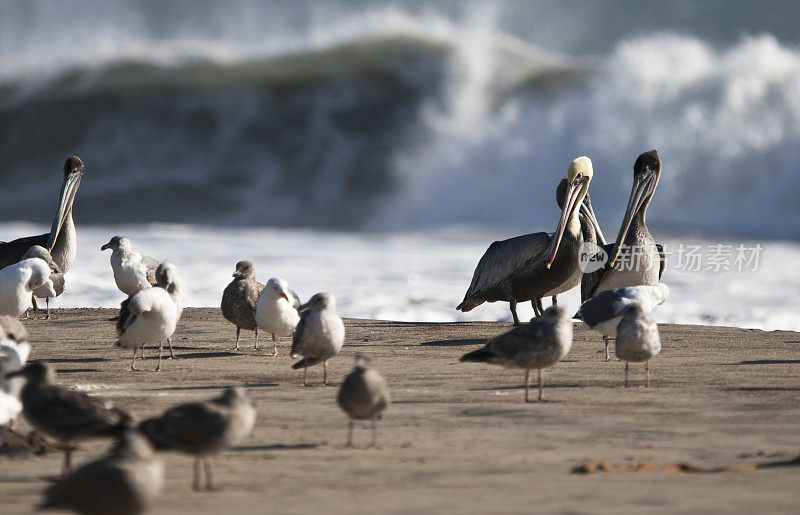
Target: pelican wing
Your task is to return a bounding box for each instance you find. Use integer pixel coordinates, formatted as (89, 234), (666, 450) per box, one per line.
(580, 243), (616, 302)
(0, 234), (49, 270)
(459, 232), (551, 308)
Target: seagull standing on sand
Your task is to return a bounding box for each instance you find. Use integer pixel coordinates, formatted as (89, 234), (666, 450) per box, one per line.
(291, 292), (345, 386)
(614, 303), (661, 387)
(138, 387), (256, 491)
(116, 263), (182, 371)
(7, 362), (131, 476)
(0, 316), (30, 429)
(255, 277), (301, 356)
(575, 283), (669, 361)
(39, 431), (164, 515)
(337, 354), (390, 448)
(221, 261), (264, 351)
(21, 245), (65, 319)
(101, 236), (160, 297)
(0, 258), (54, 317)
(460, 305), (573, 402)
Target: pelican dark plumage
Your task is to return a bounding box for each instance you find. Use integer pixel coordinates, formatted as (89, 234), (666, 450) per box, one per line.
(0, 156), (84, 273)
(457, 156), (602, 325)
(581, 150), (665, 301)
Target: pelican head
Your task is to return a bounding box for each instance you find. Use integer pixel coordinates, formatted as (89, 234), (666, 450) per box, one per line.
(547, 156), (593, 268)
(608, 150), (661, 267)
(46, 156), (84, 252)
(266, 277), (291, 303)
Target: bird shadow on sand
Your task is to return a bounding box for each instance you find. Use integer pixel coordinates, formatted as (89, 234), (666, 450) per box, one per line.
(231, 443), (320, 452)
(44, 357), (109, 363)
(146, 383), (278, 392)
(725, 386), (800, 392)
(172, 351), (239, 359)
(468, 383), (582, 391)
(420, 338), (486, 347)
(55, 368), (100, 374)
(737, 359), (800, 365)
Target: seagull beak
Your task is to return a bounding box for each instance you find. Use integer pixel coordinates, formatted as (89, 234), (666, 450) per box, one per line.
(608, 169), (657, 267)
(546, 175), (588, 268)
(281, 292), (290, 303)
(47, 169), (83, 252)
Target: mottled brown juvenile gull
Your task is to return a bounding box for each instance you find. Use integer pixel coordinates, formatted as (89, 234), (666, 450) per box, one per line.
(255, 277), (301, 356)
(101, 236), (160, 297)
(21, 245), (65, 319)
(138, 387), (256, 491)
(7, 362), (131, 476)
(0, 316), (29, 428)
(291, 293), (345, 386)
(39, 430), (164, 515)
(460, 305), (573, 402)
(614, 303), (662, 387)
(221, 261), (264, 351)
(337, 354), (390, 448)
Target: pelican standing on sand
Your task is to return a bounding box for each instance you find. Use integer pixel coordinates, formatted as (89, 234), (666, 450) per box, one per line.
(337, 354), (390, 448)
(457, 156), (601, 325)
(0, 157), (83, 273)
(39, 431), (164, 515)
(582, 150), (665, 301)
(101, 236), (160, 297)
(255, 277), (301, 356)
(20, 245), (64, 319)
(116, 263), (182, 371)
(614, 303), (662, 387)
(460, 305), (573, 402)
(138, 387), (256, 491)
(0, 258), (55, 317)
(7, 362), (131, 476)
(291, 292), (345, 386)
(221, 261), (264, 351)
(0, 316), (29, 429)
(576, 283), (669, 361)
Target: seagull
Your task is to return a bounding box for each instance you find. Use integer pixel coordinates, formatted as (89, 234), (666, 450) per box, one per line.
(337, 354), (390, 448)
(116, 262), (182, 372)
(0, 316), (30, 429)
(6, 362), (132, 476)
(255, 277), (301, 356)
(575, 283), (669, 361)
(39, 430), (164, 515)
(460, 305), (573, 402)
(614, 303), (662, 387)
(21, 245), (65, 319)
(101, 236), (160, 297)
(138, 387), (256, 491)
(291, 293), (345, 386)
(221, 261), (264, 351)
(0, 258), (54, 318)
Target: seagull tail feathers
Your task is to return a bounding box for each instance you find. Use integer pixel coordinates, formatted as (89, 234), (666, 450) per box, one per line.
(460, 347), (493, 363)
(292, 358), (323, 369)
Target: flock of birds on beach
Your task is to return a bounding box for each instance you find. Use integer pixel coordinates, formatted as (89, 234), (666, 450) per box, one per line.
(0, 151), (669, 513)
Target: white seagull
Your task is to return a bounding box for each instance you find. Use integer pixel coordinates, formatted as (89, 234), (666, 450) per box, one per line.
(0, 258), (54, 318)
(116, 262), (182, 371)
(101, 236), (160, 297)
(615, 303), (662, 387)
(290, 293), (345, 386)
(0, 316), (30, 429)
(255, 277), (301, 356)
(337, 354), (390, 448)
(575, 283), (669, 361)
(21, 245), (65, 319)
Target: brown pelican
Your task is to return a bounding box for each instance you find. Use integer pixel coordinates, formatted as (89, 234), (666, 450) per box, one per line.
(457, 156), (601, 325)
(0, 157), (83, 273)
(581, 150), (665, 301)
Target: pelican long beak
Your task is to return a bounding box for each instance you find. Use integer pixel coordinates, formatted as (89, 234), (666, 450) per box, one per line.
(579, 196), (606, 246)
(546, 176), (589, 268)
(46, 171), (83, 252)
(608, 169), (657, 267)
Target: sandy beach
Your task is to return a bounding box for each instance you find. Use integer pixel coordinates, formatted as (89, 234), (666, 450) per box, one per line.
(2, 308), (799, 513)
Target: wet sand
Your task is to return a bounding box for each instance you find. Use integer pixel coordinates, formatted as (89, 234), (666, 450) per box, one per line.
(2, 308), (800, 513)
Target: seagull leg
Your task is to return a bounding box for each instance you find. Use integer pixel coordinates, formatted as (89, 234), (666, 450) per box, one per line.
(234, 327), (240, 351)
(167, 337), (176, 359)
(538, 369), (544, 401)
(192, 457), (202, 491)
(45, 297), (52, 320)
(303, 365), (309, 386)
(645, 360), (650, 388)
(371, 417), (379, 448)
(603, 336), (610, 362)
(346, 419), (354, 447)
(155, 342), (164, 372)
(203, 455), (214, 491)
(270, 333), (278, 357)
(254, 327), (259, 351)
(31, 295), (39, 313)
(140, 345), (146, 360)
(624, 361), (629, 387)
(323, 360), (328, 385)
(61, 448), (72, 477)
(510, 299), (520, 326)
(524, 369), (530, 402)
(130, 349), (138, 371)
